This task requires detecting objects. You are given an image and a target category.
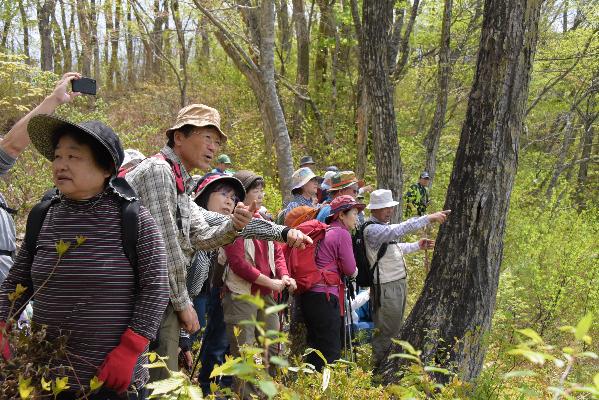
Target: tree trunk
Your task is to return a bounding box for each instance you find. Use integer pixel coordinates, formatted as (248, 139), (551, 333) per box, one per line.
(37, 0), (55, 71)
(545, 113), (576, 199)
(104, 0), (114, 89)
(314, 0), (333, 83)
(1, 9), (13, 50)
(259, 0), (295, 201)
(362, 0), (403, 221)
(562, 0), (568, 32)
(126, 0), (134, 83)
(51, 6), (65, 74)
(90, 0), (100, 83)
(199, 16), (210, 60)
(196, 0), (295, 201)
(18, 0), (31, 62)
(382, 0), (543, 383)
(392, 0), (420, 82)
(387, 5), (405, 73)
(424, 0), (453, 182)
(276, 0), (292, 76)
(355, 80), (369, 180)
(112, 0), (122, 86)
(170, 0), (187, 106)
(76, 0), (92, 76)
(151, 0), (166, 79)
(58, 0), (73, 71)
(350, 0), (368, 180)
(576, 122), (595, 204)
(291, 0), (310, 140)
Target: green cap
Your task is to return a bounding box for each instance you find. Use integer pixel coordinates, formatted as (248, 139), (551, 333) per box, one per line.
(216, 154), (232, 164)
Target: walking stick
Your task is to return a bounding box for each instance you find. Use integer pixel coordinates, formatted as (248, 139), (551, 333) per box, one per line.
(344, 278), (356, 365)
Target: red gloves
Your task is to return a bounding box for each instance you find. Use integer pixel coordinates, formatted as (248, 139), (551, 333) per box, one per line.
(97, 328), (149, 393)
(0, 321), (11, 361)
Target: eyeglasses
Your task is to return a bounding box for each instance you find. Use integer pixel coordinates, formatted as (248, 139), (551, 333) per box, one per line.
(217, 191), (239, 203)
(197, 133), (222, 147)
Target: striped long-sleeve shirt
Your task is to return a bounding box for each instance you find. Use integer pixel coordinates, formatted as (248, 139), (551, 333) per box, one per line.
(0, 191), (169, 391)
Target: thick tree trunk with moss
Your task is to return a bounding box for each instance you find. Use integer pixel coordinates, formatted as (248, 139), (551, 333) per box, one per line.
(381, 0), (543, 383)
(361, 0), (403, 221)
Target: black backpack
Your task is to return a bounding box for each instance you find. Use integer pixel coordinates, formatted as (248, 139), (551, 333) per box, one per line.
(24, 187), (140, 282)
(352, 221), (388, 288)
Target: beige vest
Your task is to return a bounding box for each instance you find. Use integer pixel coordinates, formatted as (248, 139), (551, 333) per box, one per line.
(224, 239), (276, 295)
(366, 241), (407, 284)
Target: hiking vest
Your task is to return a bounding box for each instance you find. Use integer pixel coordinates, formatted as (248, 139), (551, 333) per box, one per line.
(365, 239), (407, 284)
(224, 239), (276, 295)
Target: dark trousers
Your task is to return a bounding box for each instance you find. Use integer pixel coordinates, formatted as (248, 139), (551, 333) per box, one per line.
(191, 291), (209, 343)
(300, 291), (341, 371)
(198, 286), (232, 395)
(57, 387), (148, 400)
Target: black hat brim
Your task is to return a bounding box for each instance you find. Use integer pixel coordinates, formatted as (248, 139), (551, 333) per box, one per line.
(28, 114), (121, 171)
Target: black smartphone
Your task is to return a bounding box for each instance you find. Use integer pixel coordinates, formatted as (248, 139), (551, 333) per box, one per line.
(71, 77), (97, 95)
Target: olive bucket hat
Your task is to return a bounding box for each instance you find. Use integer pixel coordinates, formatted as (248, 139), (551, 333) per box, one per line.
(28, 114), (125, 173)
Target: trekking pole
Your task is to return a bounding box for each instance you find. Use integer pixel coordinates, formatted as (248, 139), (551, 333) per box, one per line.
(190, 329), (204, 379)
(345, 278), (355, 365)
(277, 287), (290, 355)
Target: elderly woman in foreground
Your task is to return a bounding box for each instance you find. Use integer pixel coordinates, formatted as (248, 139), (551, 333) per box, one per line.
(0, 112), (168, 399)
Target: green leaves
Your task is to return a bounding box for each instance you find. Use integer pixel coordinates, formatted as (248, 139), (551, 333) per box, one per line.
(8, 283), (27, 302)
(516, 328), (544, 344)
(234, 293), (265, 309)
(18, 376), (33, 399)
(265, 303), (287, 315)
(258, 380), (278, 399)
(55, 240), (71, 257)
(89, 376), (103, 392)
(51, 377), (70, 396)
(574, 313), (593, 342)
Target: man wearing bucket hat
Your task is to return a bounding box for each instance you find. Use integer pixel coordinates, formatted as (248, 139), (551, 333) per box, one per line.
(363, 189), (450, 369)
(0, 73), (84, 287)
(316, 171), (364, 222)
(125, 104), (312, 380)
(1, 113), (169, 397)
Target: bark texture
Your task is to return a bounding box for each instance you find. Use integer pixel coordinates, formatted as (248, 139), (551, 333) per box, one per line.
(361, 0), (403, 220)
(382, 0), (543, 383)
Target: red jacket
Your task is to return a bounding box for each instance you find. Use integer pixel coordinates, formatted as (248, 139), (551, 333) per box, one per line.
(224, 234), (289, 296)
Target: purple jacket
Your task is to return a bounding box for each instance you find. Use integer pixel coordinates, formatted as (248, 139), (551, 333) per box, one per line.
(311, 221), (357, 297)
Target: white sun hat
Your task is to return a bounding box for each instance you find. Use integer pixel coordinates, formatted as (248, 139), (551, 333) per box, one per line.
(366, 189), (400, 210)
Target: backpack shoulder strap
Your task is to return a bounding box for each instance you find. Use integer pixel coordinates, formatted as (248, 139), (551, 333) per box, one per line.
(25, 198), (59, 260)
(362, 221), (389, 266)
(152, 153), (185, 194)
(121, 199), (140, 285)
